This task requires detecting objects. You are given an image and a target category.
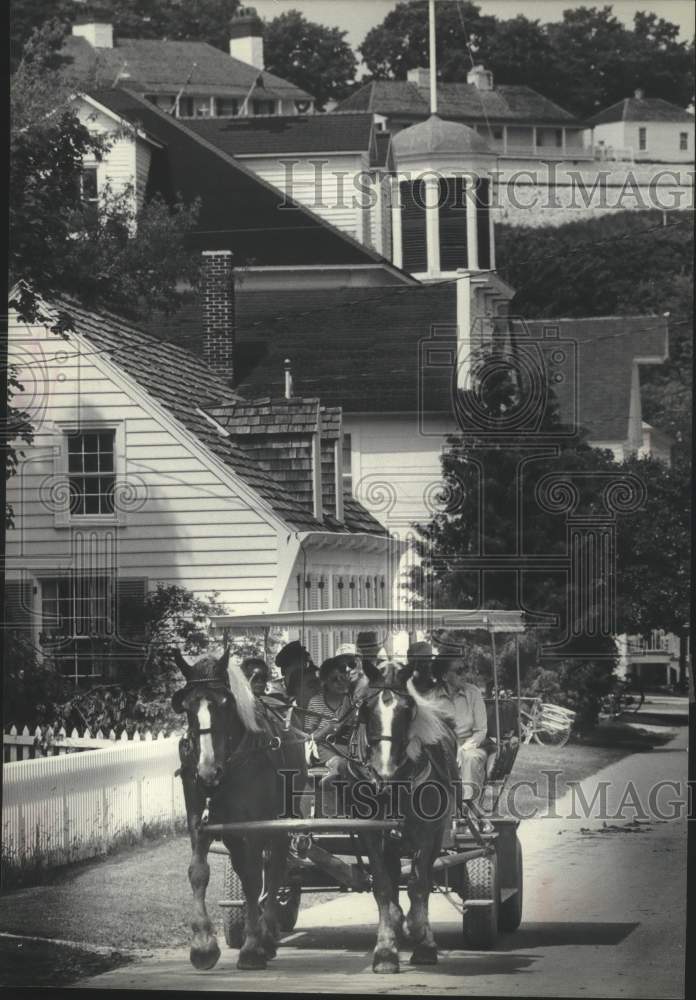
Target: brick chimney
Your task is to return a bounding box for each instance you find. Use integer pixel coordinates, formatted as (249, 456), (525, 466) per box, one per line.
(72, 21), (114, 48)
(201, 251), (235, 385)
(407, 67), (431, 88)
(467, 65), (494, 91)
(229, 6), (264, 69)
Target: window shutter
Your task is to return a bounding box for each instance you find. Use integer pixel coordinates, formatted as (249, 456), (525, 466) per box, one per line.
(5, 579), (34, 632)
(439, 177), (468, 272)
(400, 180), (427, 272)
(307, 573), (321, 666)
(475, 178), (491, 270)
(113, 577), (147, 651)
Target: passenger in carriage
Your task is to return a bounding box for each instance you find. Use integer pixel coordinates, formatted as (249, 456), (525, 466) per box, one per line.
(273, 640), (320, 709)
(425, 652), (489, 803)
(239, 656), (270, 698)
(304, 657), (356, 767)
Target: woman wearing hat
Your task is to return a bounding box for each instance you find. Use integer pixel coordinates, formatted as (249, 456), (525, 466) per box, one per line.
(425, 652), (489, 803)
(305, 657), (355, 767)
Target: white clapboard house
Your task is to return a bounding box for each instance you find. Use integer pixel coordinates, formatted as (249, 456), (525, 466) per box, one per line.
(6, 273), (394, 687)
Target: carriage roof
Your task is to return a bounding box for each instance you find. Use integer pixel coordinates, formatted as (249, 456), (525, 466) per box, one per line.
(211, 608), (527, 634)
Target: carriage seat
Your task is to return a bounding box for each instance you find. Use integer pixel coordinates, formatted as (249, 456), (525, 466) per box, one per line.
(483, 699), (520, 782)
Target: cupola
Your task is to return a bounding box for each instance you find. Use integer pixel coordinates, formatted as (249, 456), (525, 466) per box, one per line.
(391, 114), (496, 279)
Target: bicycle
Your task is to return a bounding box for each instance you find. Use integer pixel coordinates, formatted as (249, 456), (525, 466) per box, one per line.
(519, 697), (575, 748)
(600, 681), (645, 718)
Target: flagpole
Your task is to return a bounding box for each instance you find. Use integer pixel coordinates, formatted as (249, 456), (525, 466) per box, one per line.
(429, 0), (437, 115)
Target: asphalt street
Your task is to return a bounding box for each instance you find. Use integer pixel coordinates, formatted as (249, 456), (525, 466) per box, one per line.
(76, 718), (689, 997)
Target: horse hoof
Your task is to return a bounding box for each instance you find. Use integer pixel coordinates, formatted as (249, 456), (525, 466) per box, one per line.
(190, 940), (221, 970)
(262, 938), (277, 959)
(410, 945), (438, 965)
(373, 948), (399, 974)
(237, 947), (268, 971)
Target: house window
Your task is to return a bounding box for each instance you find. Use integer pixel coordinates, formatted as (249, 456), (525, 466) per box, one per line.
(679, 132), (688, 151)
(638, 127), (647, 151)
(215, 97), (239, 116)
(81, 167), (99, 225)
(491, 126), (503, 141)
(41, 576), (114, 684)
(67, 430), (116, 516)
(252, 99), (276, 116)
(177, 96), (195, 117)
(342, 433), (352, 494)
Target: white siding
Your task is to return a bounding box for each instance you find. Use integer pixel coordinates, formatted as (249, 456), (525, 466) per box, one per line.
(591, 119), (694, 163)
(6, 315), (281, 610)
(243, 153), (366, 241)
(76, 101), (138, 208)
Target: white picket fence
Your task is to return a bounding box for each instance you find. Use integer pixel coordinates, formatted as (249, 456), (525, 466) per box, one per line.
(2, 735), (187, 874)
(3, 724), (174, 763)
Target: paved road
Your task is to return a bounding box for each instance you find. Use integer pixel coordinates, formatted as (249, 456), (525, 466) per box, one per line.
(77, 727), (688, 997)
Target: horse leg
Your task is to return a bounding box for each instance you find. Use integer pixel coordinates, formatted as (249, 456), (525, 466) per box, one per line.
(188, 831), (221, 970)
(226, 837), (269, 971)
(364, 833), (401, 974)
(259, 837), (290, 956)
(406, 838), (440, 965)
(384, 842), (407, 943)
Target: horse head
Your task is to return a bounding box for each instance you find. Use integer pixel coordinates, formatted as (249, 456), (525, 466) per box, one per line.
(355, 658), (452, 788)
(171, 645), (259, 789)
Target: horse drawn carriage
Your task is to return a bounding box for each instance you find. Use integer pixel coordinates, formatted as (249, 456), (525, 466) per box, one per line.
(170, 607), (530, 973)
(172, 608), (529, 974)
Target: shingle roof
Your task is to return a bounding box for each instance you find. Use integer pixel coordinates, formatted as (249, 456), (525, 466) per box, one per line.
(228, 290), (667, 443)
(63, 35), (312, 100)
(232, 284), (458, 411)
(44, 295), (340, 532)
(392, 114), (493, 157)
(211, 396), (319, 435)
(586, 96), (695, 126)
(185, 112), (376, 157)
(88, 88), (414, 279)
(514, 317), (668, 443)
(337, 81), (578, 125)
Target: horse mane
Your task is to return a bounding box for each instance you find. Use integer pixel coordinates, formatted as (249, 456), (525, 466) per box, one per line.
(226, 660), (260, 732)
(405, 676), (451, 761)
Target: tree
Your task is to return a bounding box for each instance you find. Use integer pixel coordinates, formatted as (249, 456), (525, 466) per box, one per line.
(358, 1), (694, 117)
(263, 9), (357, 109)
(359, 1), (494, 81)
(10, 0), (243, 64)
(495, 211), (694, 455)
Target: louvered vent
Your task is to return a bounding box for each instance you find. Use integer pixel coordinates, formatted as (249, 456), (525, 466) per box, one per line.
(438, 177), (468, 272)
(475, 177), (491, 270)
(400, 180), (427, 273)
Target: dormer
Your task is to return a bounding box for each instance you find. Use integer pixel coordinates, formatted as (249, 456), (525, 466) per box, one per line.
(391, 114), (496, 280)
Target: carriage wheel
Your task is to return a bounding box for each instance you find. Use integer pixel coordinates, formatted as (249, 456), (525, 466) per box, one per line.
(461, 854), (499, 949)
(222, 859), (246, 949)
(276, 877), (302, 932)
(498, 836), (523, 933)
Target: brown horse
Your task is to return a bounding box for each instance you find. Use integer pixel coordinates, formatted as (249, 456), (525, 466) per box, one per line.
(328, 659), (458, 973)
(172, 646), (308, 971)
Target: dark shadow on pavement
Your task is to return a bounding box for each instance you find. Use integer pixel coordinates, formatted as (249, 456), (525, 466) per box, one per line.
(493, 921), (639, 949)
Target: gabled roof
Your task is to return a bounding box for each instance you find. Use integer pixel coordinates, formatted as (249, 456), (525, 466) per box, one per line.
(88, 88), (414, 279)
(63, 35), (312, 101)
(337, 81), (579, 125)
(184, 112), (378, 158)
(586, 96), (695, 127)
(18, 291), (383, 534)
